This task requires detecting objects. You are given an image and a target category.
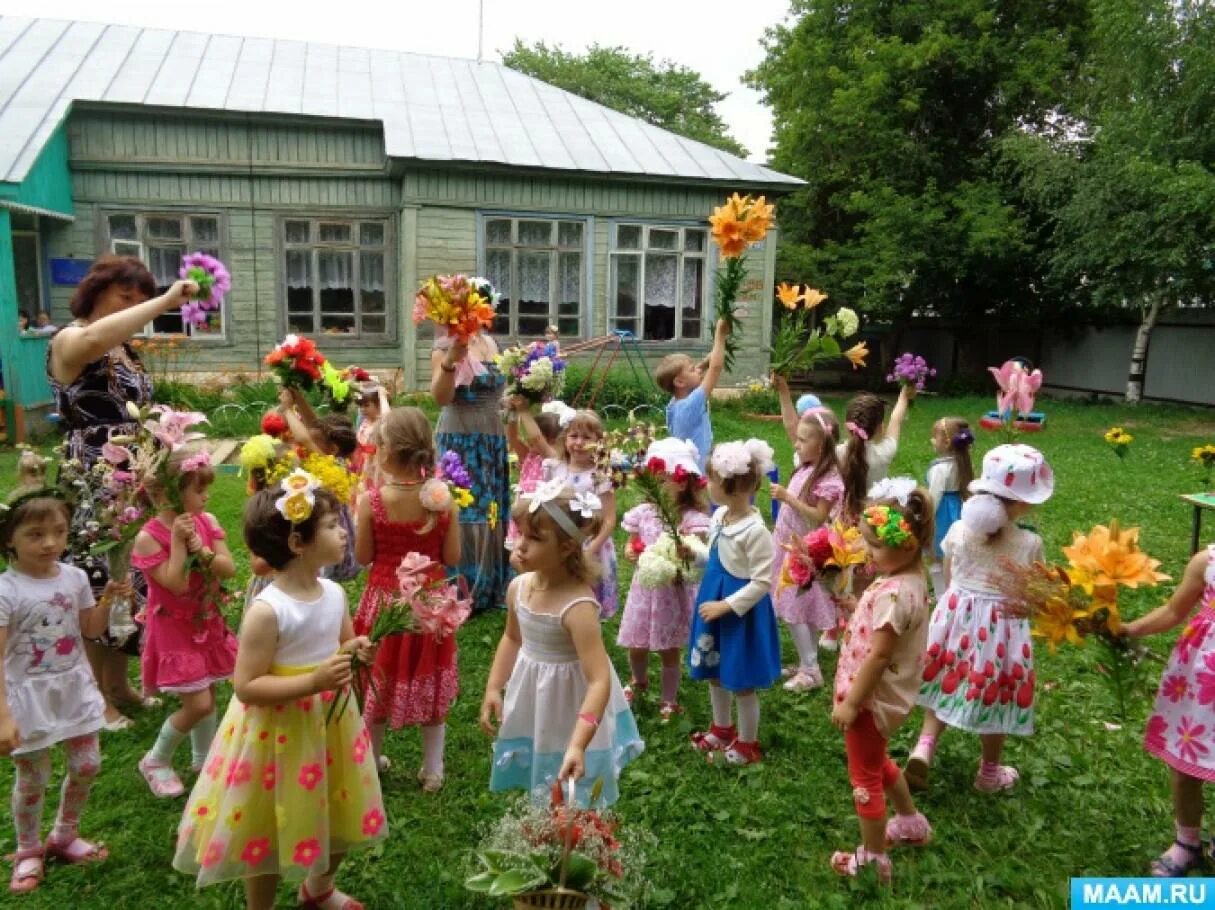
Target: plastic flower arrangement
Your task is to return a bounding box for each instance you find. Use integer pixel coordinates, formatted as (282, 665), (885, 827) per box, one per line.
(326, 552), (471, 724)
(1190, 444), (1215, 486)
(268, 452), (356, 505)
(1104, 427), (1133, 460)
(413, 274), (498, 343)
(319, 361), (352, 411)
(888, 352), (936, 392)
(495, 341), (567, 404)
(465, 780), (652, 908)
(264, 335), (328, 390)
(178, 252), (231, 327)
(994, 520), (1169, 719)
(780, 521), (867, 595)
(769, 283), (865, 377)
(709, 193), (774, 370)
(418, 450), (474, 512)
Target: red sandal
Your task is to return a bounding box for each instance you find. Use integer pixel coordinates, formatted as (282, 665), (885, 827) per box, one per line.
(718, 739), (763, 765)
(690, 724), (735, 753)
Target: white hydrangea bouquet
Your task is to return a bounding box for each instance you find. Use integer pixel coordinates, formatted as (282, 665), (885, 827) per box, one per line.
(494, 340), (567, 404)
(636, 532), (709, 590)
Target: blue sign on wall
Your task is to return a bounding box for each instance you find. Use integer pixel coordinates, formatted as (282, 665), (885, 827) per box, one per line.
(50, 258), (93, 286)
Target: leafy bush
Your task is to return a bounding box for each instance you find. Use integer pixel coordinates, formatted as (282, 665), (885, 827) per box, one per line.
(562, 363), (665, 412)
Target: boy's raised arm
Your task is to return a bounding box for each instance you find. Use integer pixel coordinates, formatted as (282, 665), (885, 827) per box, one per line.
(701, 318), (730, 397)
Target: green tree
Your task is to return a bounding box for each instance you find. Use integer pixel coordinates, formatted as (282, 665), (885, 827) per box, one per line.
(1003, 0), (1215, 402)
(746, 0), (1089, 323)
(502, 40), (748, 158)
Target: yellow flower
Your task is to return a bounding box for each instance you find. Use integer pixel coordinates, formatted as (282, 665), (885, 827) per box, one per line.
(1062, 521), (1170, 590)
(801, 287), (828, 309)
(843, 341), (869, 370)
(238, 434), (278, 473)
(298, 453), (358, 504)
(1032, 596), (1088, 653)
(453, 486), (474, 509)
(487, 500), (499, 530)
(775, 282), (801, 310)
(280, 491), (314, 523)
(280, 468), (319, 496)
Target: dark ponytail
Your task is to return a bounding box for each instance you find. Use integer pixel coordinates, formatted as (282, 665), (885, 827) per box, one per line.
(841, 394), (886, 518)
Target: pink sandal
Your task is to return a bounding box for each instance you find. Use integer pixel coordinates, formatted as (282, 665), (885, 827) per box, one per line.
(44, 835), (108, 865)
(974, 764), (1019, 793)
(139, 756), (185, 798)
(830, 846), (892, 884)
(298, 882), (364, 910)
(885, 812), (933, 848)
(8, 848), (44, 894)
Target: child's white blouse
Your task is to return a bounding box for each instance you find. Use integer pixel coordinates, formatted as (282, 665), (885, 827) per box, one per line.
(709, 507), (774, 616)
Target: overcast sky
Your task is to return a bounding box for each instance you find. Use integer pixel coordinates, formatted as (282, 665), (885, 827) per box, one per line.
(0, 0), (791, 162)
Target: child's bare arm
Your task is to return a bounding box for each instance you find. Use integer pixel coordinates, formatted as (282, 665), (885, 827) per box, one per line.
(202, 518), (237, 580)
(701, 318), (730, 396)
(559, 601), (612, 780)
(443, 502), (462, 567)
(506, 418), (529, 461)
(884, 384), (915, 445)
(1126, 550), (1208, 638)
(588, 489), (617, 552)
(831, 626), (897, 730)
(773, 374), (799, 444)
(353, 493), (375, 567)
(517, 407), (557, 460)
(480, 581), (524, 734)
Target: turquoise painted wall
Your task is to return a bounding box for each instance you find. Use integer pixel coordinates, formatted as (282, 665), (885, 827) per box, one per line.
(0, 127), (74, 216)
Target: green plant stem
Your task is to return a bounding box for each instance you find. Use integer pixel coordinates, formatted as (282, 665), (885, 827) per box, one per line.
(714, 257), (746, 371)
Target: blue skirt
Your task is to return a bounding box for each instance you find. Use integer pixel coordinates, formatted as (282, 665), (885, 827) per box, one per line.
(933, 491), (962, 559)
(687, 544), (781, 692)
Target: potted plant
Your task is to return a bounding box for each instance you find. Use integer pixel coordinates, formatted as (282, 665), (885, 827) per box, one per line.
(466, 779), (650, 909)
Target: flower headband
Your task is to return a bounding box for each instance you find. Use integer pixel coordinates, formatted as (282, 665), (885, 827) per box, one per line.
(275, 469), (320, 524)
(862, 505), (916, 548)
(524, 479), (600, 542)
(180, 451), (212, 474)
(710, 439), (776, 479)
(867, 476), (917, 507)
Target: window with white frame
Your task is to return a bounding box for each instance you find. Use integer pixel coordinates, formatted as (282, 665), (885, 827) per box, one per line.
(283, 218), (390, 338)
(481, 216), (585, 339)
(609, 223), (708, 342)
(106, 213), (226, 339)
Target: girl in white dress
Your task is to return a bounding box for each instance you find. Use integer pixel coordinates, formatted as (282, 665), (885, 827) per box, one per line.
(1, 491), (112, 894)
(480, 483), (642, 806)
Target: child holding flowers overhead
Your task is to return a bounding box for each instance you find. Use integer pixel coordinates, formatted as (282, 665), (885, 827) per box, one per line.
(657, 318), (730, 473)
(481, 483), (642, 807)
(353, 407), (461, 791)
(617, 438), (711, 720)
(132, 449), (238, 799)
(542, 410), (619, 619)
(173, 477), (384, 910)
(906, 444), (1054, 794)
(504, 397), (562, 551)
(830, 478), (934, 884)
(1125, 545), (1215, 876)
(771, 375), (843, 692)
(688, 439), (782, 765)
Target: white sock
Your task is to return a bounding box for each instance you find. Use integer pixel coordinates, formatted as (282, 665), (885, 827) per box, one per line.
(421, 723), (446, 776)
(709, 684), (733, 728)
(788, 623), (819, 670)
(190, 711), (218, 768)
(736, 693), (760, 742)
(148, 717), (187, 766)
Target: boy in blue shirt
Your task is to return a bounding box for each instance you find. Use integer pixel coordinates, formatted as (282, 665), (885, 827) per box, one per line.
(657, 318), (729, 471)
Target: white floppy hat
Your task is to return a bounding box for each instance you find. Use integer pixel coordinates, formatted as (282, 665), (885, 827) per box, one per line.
(645, 437), (702, 478)
(969, 443), (1054, 504)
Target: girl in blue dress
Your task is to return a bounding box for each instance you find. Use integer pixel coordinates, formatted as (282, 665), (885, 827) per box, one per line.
(925, 418), (974, 596)
(688, 439), (782, 765)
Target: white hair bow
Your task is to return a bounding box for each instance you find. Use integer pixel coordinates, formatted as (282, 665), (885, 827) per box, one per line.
(541, 400), (576, 428)
(867, 476), (917, 507)
(570, 491), (602, 518)
(526, 478), (567, 513)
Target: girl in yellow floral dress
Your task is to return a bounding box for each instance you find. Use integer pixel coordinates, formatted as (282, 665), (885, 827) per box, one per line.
(173, 474), (385, 910)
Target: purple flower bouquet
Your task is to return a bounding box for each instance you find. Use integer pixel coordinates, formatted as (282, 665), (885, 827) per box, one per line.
(178, 252), (232, 327)
(887, 352), (936, 392)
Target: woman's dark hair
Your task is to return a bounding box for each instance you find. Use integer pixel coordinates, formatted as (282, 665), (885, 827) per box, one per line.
(69, 255), (157, 319)
(317, 414), (358, 459)
(841, 393), (887, 518)
(0, 494), (72, 557)
(243, 486), (341, 570)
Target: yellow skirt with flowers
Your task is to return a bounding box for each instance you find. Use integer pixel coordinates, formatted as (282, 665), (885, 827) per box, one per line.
(172, 664), (386, 886)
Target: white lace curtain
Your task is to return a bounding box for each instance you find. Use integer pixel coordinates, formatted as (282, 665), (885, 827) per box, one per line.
(286, 250), (385, 291)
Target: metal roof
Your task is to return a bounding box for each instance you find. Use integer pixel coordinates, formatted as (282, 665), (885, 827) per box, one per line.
(0, 16), (802, 188)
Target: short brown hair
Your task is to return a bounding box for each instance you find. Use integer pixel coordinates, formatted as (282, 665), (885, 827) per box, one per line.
(509, 491), (601, 583)
(316, 414), (357, 458)
(0, 494), (72, 557)
(656, 354), (692, 396)
(69, 255), (157, 319)
(243, 486), (341, 570)
(376, 406), (435, 473)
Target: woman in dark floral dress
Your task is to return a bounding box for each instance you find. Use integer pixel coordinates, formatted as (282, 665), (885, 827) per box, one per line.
(430, 333), (511, 612)
(47, 255), (199, 729)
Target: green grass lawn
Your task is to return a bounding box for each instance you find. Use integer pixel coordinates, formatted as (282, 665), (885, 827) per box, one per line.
(2, 394), (1214, 908)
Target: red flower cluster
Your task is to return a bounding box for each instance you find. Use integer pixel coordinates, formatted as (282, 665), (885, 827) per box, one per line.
(641, 456), (707, 490)
(265, 336), (327, 389)
(344, 365), (372, 382)
(260, 411), (289, 438)
(546, 780), (623, 877)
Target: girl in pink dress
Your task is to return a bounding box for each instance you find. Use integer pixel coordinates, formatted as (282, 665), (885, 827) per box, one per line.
(504, 397), (561, 551)
(353, 407), (461, 792)
(351, 379), (390, 490)
(132, 450), (238, 799)
(617, 438), (710, 721)
(770, 376), (843, 692)
(1126, 544), (1215, 877)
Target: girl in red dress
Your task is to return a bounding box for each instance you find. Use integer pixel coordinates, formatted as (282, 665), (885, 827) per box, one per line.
(353, 407), (461, 792)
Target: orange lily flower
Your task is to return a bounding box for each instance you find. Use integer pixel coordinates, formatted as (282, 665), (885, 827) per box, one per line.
(843, 341), (869, 369)
(775, 282), (802, 309)
(801, 287), (828, 309)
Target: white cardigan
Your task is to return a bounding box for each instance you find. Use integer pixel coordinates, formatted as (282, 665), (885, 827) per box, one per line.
(707, 507), (774, 616)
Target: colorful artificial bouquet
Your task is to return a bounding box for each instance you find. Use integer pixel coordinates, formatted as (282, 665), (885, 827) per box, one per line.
(413, 274), (498, 342)
(267, 451), (357, 505)
(419, 451), (474, 512)
(994, 521), (1169, 719)
(769, 283), (867, 377)
(178, 252), (231, 328)
(465, 780), (651, 908)
(888, 352), (936, 392)
(709, 193), (774, 370)
(597, 418), (659, 490)
(495, 341), (568, 404)
(779, 521), (867, 595)
(264, 335), (328, 391)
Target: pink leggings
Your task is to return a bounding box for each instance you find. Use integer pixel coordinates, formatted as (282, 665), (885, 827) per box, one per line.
(11, 733), (101, 851)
